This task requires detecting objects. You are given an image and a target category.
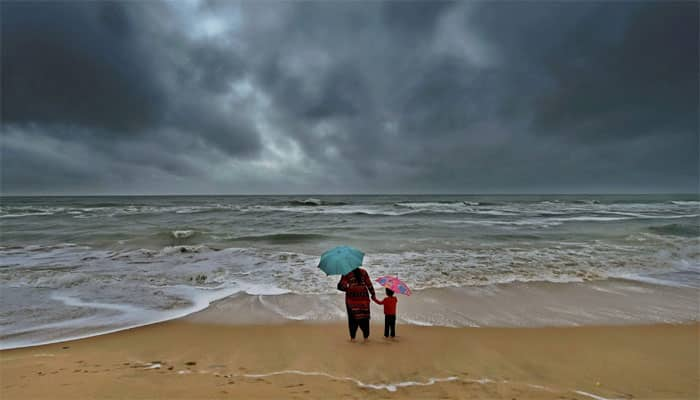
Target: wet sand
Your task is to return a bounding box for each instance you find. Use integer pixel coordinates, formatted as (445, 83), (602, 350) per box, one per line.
(1, 322), (698, 399)
(187, 279), (700, 328)
(4, 280), (699, 350)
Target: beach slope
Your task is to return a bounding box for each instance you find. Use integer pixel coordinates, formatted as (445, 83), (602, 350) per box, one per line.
(1, 322), (698, 399)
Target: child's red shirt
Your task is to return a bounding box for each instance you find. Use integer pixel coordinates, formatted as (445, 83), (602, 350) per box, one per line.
(376, 296), (397, 316)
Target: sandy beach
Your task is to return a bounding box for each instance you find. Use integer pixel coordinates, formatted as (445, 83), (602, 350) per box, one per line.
(1, 321), (697, 399)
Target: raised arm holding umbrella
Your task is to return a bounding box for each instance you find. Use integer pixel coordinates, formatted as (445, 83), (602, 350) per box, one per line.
(318, 246), (376, 341)
(374, 275), (411, 339)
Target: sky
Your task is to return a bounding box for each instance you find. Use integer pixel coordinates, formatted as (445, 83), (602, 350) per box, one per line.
(1, 0), (698, 195)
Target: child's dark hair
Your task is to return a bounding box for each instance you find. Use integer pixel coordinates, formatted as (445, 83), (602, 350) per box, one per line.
(385, 288), (394, 296)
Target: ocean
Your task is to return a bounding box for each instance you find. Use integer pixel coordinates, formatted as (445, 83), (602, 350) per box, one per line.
(1, 194), (698, 348)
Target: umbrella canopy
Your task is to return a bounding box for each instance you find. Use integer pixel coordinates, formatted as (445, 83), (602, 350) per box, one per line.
(376, 275), (412, 296)
(318, 246), (365, 276)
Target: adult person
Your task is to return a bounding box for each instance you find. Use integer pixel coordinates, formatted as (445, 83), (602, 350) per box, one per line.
(337, 267), (376, 341)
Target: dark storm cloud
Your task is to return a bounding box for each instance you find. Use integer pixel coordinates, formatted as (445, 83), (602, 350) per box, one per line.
(239, 0), (698, 192)
(527, 2), (699, 141)
(381, 0), (455, 36)
(1, 1), (165, 132)
(1, 1), (697, 194)
(1, 0), (261, 191)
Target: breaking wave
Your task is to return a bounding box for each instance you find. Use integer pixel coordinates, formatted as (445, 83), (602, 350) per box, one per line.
(171, 230), (196, 239)
(287, 198), (349, 206)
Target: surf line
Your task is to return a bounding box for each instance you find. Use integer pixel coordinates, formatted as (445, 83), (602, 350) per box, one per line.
(162, 366), (620, 399)
(230, 369), (621, 399)
(239, 369), (459, 392)
(574, 390), (623, 400)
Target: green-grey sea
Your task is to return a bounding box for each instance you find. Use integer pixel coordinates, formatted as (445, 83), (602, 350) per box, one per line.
(1, 194), (698, 348)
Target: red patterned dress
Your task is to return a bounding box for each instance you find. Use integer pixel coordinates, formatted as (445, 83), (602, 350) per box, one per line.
(337, 268), (376, 320)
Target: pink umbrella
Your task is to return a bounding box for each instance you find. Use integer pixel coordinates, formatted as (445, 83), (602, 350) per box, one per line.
(375, 275), (412, 296)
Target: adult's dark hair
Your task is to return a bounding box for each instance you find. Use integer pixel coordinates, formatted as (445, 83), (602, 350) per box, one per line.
(352, 267), (363, 282)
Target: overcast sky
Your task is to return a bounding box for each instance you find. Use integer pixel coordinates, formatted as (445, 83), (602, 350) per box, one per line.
(1, 1), (698, 195)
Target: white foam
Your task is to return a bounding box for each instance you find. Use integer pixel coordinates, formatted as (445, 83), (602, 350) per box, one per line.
(300, 198), (322, 206)
(0, 212), (54, 218)
(394, 201), (470, 213)
(0, 285), (244, 350)
(549, 216), (629, 222)
(611, 273), (697, 289)
(52, 293), (148, 314)
(172, 230), (195, 239)
(239, 284), (291, 296)
(214, 369), (573, 395)
(442, 218), (562, 227)
(399, 316), (443, 327)
(360, 377), (460, 392)
(574, 390), (620, 400)
(527, 383), (552, 391)
(254, 205), (416, 216)
(671, 201), (700, 206)
(239, 369), (460, 392)
(471, 209), (517, 216)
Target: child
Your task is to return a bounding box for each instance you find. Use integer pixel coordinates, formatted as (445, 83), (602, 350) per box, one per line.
(373, 288), (398, 338)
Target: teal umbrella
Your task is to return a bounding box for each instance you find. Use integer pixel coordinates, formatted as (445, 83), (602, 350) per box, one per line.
(318, 246), (365, 276)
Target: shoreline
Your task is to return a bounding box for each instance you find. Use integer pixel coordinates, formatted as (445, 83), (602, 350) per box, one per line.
(1, 320), (698, 399)
(3, 278), (698, 351)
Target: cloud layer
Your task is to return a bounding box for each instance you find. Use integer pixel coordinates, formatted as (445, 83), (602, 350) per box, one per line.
(2, 1), (697, 194)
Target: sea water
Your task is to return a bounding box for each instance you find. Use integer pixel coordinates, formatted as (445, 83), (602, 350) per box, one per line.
(1, 194), (698, 348)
